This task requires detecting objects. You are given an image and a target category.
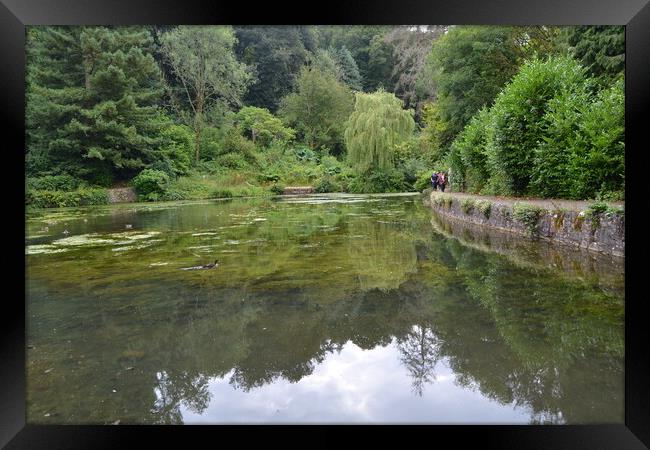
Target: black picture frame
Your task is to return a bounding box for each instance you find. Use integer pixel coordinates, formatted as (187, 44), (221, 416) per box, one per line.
(2, 0), (648, 447)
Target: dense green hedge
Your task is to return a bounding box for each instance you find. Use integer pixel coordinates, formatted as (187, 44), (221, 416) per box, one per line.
(447, 56), (625, 200)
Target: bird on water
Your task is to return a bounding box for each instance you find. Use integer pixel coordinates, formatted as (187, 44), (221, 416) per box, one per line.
(181, 260), (220, 270)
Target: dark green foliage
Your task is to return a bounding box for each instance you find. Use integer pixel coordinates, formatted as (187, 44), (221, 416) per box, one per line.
(132, 169), (171, 201)
(26, 26), (166, 183)
(487, 57), (587, 196)
(25, 25), (626, 206)
(365, 34), (395, 92)
(293, 148), (320, 164)
(215, 153), (251, 170)
(314, 176), (343, 193)
(422, 26), (524, 146)
(155, 122), (194, 177)
(567, 78), (625, 199)
(279, 67), (354, 155)
(565, 26), (624, 83)
(27, 175), (85, 191)
(234, 106), (295, 147)
(448, 108), (491, 193)
(234, 26), (312, 112)
(221, 128), (258, 165)
(347, 168), (407, 193)
(450, 55), (623, 200)
(269, 183), (285, 195)
(529, 86), (591, 198)
(332, 46), (363, 91)
(315, 26), (392, 92)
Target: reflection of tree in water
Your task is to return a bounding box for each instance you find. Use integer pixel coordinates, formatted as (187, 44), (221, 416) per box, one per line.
(228, 339), (342, 392)
(347, 219), (418, 292)
(152, 370), (211, 423)
(397, 324), (442, 396)
(26, 199), (624, 424)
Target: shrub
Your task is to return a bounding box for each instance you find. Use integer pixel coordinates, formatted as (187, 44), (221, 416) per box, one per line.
(26, 188), (109, 208)
(414, 171), (434, 192)
(568, 78), (625, 200)
(215, 152), (250, 170)
(212, 189), (234, 199)
(476, 200), (492, 219)
(132, 169), (170, 201)
(513, 202), (545, 235)
(235, 106), (296, 147)
(222, 127), (258, 163)
(450, 108), (491, 193)
(259, 172), (281, 183)
(26, 174), (85, 191)
(158, 123), (194, 176)
(315, 176), (342, 193)
(294, 147), (320, 164)
(347, 169), (407, 193)
(461, 198), (475, 215)
(487, 57), (588, 196)
(585, 201), (622, 231)
(269, 183), (285, 195)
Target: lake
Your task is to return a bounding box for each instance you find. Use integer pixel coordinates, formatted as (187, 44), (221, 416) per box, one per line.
(25, 193), (624, 424)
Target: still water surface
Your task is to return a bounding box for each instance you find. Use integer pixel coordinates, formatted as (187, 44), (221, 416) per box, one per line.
(26, 194), (624, 424)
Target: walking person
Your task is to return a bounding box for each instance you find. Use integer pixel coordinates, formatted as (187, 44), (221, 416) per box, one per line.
(431, 171), (439, 191)
(438, 171), (446, 192)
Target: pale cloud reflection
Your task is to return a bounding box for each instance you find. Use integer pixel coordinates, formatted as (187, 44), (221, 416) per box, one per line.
(180, 340), (529, 423)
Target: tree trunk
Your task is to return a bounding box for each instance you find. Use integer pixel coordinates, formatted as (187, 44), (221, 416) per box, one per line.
(194, 97), (204, 163)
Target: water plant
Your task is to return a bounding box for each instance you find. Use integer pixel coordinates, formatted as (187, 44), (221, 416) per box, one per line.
(476, 200), (492, 219)
(461, 198), (475, 215)
(513, 202), (545, 236)
(552, 209), (566, 229)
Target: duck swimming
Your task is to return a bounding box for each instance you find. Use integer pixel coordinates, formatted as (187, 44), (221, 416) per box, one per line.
(181, 259), (220, 271)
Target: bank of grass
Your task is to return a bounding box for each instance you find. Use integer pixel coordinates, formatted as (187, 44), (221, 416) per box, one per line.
(161, 171), (271, 201)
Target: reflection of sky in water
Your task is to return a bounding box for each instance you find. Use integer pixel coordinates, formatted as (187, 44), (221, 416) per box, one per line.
(26, 195), (623, 424)
(179, 340), (529, 423)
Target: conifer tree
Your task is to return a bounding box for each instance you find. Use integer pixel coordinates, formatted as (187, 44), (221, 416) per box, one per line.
(333, 46), (363, 91)
(26, 26), (166, 184)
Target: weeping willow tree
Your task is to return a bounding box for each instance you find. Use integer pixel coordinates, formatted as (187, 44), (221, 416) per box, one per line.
(344, 90), (415, 173)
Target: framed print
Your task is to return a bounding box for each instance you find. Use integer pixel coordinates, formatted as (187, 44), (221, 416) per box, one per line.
(2, 0), (649, 447)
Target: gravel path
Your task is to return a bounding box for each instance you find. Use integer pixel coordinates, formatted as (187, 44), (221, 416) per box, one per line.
(432, 190), (624, 211)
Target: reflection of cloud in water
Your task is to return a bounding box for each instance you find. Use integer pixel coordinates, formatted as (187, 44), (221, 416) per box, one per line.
(179, 341), (529, 423)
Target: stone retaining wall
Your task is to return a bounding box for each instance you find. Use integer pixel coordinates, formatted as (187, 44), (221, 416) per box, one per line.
(426, 191), (624, 257)
(107, 187), (137, 204)
(283, 186), (314, 195)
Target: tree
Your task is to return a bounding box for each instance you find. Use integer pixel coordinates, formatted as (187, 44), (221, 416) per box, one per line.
(309, 48), (343, 80)
(344, 90), (415, 173)
(160, 26), (252, 163)
(365, 34), (395, 92)
(279, 67), (354, 155)
(234, 106), (295, 147)
(315, 26), (392, 91)
(421, 26), (522, 146)
(26, 26), (167, 184)
(234, 26), (312, 112)
(332, 46), (363, 91)
(564, 26), (624, 83)
(385, 25), (446, 112)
